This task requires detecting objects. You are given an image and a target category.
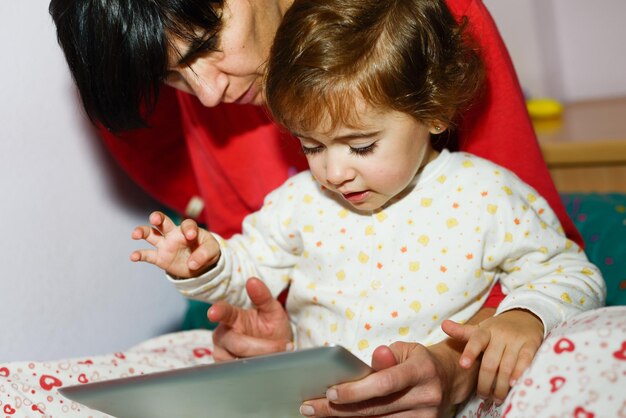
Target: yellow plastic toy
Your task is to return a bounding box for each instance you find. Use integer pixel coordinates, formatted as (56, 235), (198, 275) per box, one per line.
(526, 98), (564, 120)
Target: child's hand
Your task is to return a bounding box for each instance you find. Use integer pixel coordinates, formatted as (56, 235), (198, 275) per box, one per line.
(441, 309), (544, 404)
(130, 211), (220, 278)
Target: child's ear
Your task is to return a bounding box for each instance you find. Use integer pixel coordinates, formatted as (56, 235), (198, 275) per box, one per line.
(429, 121), (449, 135)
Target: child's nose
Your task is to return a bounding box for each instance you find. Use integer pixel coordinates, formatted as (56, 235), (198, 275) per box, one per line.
(325, 155), (355, 186)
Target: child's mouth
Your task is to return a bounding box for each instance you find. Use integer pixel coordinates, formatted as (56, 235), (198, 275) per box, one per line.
(342, 190), (370, 203)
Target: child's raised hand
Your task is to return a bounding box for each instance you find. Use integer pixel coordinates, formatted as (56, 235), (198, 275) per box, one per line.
(441, 309), (544, 404)
(130, 211), (220, 278)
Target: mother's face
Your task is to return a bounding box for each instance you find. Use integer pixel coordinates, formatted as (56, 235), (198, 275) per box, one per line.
(164, 0), (290, 107)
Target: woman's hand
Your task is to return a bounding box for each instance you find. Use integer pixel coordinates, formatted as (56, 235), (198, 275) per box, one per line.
(299, 340), (476, 418)
(208, 277), (294, 361)
(130, 211), (220, 278)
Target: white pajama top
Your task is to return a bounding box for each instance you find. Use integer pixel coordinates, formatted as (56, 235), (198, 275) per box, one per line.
(170, 150), (606, 363)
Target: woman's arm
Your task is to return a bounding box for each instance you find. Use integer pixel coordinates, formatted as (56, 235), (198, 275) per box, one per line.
(98, 85), (202, 220)
(447, 0), (583, 248)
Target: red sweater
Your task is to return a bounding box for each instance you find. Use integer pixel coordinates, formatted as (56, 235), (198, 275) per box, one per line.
(98, 0), (581, 307)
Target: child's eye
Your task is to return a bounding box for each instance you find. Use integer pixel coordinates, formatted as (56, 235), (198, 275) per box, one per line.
(301, 145), (324, 155)
(349, 142), (377, 156)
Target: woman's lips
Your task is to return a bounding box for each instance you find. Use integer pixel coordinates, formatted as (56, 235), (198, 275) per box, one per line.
(342, 190), (370, 203)
(234, 84), (258, 105)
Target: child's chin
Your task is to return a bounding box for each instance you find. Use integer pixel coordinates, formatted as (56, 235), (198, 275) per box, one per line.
(348, 200), (384, 212)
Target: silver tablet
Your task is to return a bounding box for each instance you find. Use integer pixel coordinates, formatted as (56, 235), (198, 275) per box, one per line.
(59, 345), (372, 418)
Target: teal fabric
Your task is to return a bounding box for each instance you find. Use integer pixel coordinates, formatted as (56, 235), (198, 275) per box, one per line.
(560, 193), (626, 306)
(181, 300), (217, 330)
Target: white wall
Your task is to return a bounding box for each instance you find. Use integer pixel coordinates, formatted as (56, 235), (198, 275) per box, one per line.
(0, 2), (186, 361)
(484, 0), (626, 102)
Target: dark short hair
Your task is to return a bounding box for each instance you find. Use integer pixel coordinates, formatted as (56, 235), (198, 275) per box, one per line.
(49, 0), (223, 132)
(265, 0), (485, 133)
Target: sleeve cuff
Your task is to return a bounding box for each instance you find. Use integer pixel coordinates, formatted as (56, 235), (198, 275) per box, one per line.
(495, 296), (563, 338)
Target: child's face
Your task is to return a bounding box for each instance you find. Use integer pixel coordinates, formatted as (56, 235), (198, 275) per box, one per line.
(293, 101), (440, 211)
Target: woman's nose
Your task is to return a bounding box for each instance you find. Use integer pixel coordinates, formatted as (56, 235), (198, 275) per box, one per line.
(186, 69), (229, 108)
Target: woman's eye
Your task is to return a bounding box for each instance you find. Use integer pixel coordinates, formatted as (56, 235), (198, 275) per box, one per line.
(301, 145), (324, 155)
(349, 142), (377, 156)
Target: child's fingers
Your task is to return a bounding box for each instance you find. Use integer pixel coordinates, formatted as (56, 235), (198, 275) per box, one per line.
(149, 211), (178, 235)
(492, 345), (519, 403)
(129, 249), (157, 265)
(459, 328), (491, 368)
(180, 218), (200, 241)
(476, 339), (504, 399)
(130, 226), (147, 240)
(131, 225), (163, 247)
(441, 319), (476, 342)
(441, 320), (489, 368)
(187, 244), (220, 272)
(510, 343), (537, 384)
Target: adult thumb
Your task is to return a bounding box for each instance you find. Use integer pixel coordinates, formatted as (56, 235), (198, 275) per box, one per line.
(371, 345), (398, 371)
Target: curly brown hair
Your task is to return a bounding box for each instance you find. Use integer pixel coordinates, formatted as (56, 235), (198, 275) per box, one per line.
(265, 0), (485, 134)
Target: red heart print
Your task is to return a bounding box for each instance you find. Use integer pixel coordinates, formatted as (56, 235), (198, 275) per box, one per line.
(613, 341), (626, 361)
(0, 366), (9, 377)
(554, 338), (575, 354)
(549, 376), (566, 393)
(3, 404), (16, 414)
(39, 375), (63, 391)
(502, 403), (512, 418)
(77, 359), (93, 365)
(78, 373), (89, 384)
(574, 406), (595, 418)
(114, 352), (126, 360)
(193, 347), (212, 358)
(476, 401), (483, 417)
